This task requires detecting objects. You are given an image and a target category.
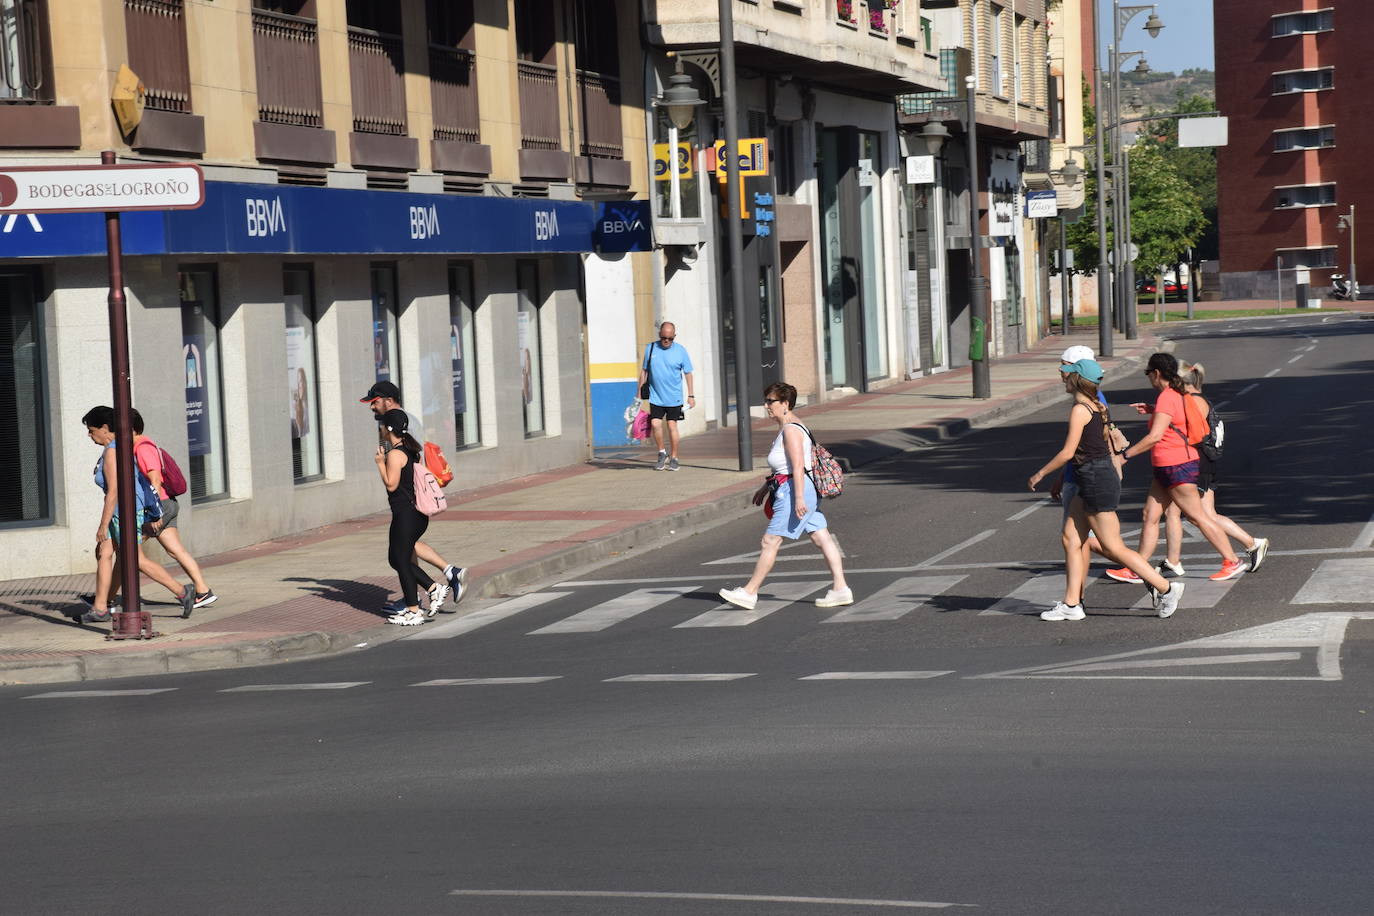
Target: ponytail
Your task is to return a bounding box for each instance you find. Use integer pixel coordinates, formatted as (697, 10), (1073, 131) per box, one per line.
(399, 432), (423, 457)
(1181, 362), (1206, 391)
(1146, 352), (1186, 394)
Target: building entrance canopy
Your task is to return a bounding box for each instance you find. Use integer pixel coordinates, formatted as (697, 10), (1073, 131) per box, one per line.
(0, 181), (652, 258)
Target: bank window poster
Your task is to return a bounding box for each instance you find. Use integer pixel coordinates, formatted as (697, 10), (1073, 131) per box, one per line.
(286, 324), (310, 440)
(451, 319), (465, 415)
(516, 309), (532, 406)
(183, 327), (209, 457)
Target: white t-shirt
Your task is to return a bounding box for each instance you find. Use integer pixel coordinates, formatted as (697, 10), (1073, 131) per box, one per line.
(767, 423), (813, 475)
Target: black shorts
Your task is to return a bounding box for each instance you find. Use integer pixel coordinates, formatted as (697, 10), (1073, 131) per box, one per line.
(1073, 458), (1121, 513)
(649, 403), (685, 422)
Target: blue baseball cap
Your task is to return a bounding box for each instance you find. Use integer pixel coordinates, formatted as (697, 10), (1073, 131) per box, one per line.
(1059, 358), (1104, 384)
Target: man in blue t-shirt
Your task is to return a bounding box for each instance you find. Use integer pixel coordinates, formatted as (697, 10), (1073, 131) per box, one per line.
(637, 321), (696, 471)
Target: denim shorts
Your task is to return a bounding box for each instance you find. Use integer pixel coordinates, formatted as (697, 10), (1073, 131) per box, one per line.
(1153, 460), (1200, 490)
(1060, 479), (1080, 522)
(1073, 458), (1120, 513)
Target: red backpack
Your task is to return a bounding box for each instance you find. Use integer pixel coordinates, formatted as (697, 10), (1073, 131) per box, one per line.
(137, 439), (188, 498)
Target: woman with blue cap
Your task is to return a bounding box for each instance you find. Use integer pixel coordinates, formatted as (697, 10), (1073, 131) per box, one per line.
(1028, 358), (1184, 621)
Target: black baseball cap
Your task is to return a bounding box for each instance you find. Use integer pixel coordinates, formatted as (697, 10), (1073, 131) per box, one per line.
(378, 408), (409, 435)
(359, 380), (400, 403)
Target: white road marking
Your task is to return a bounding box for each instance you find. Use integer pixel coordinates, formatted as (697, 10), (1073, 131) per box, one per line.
(675, 580), (827, 628)
(915, 530), (997, 568)
(1054, 652), (1301, 673)
(824, 575), (966, 622)
(1293, 557), (1374, 602)
(24, 689), (177, 699)
(412, 676), (562, 686)
(1129, 572), (1240, 610)
(1007, 499), (1050, 521)
(981, 573), (1079, 616)
(527, 586), (697, 634)
(447, 889), (974, 909)
(800, 671), (954, 680)
(406, 592), (570, 640)
(975, 611), (1374, 681)
(1235, 383), (1259, 397)
(704, 539), (841, 566)
(219, 682), (369, 692)
(1287, 354), (1304, 364)
(1265, 368), (1282, 377)
(1352, 517), (1374, 551)
(604, 673), (756, 682)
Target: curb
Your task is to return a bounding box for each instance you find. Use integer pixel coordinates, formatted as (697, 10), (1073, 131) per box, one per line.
(2, 341), (1160, 686)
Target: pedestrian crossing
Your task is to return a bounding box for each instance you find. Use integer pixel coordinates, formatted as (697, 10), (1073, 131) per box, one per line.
(981, 569), (1243, 616)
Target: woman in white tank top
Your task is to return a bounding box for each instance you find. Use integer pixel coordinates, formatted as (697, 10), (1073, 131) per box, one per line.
(718, 382), (852, 611)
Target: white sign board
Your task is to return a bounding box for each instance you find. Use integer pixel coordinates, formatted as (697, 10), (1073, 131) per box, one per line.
(1025, 190), (1058, 219)
(0, 163), (205, 214)
(858, 158), (876, 188)
(1178, 117), (1228, 149)
(905, 155), (936, 185)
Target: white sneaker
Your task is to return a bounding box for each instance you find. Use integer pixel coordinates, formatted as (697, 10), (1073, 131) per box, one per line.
(387, 608), (425, 626)
(1158, 559), (1186, 578)
(427, 582), (450, 617)
(447, 566), (468, 606)
(718, 587), (757, 610)
(1246, 537), (1270, 572)
(1040, 601), (1086, 621)
(1157, 581), (1185, 619)
(815, 587), (854, 608)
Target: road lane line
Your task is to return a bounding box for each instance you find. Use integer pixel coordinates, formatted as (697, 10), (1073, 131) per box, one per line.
(800, 671), (954, 680)
(675, 580), (827, 628)
(413, 676), (561, 686)
(219, 682), (368, 692)
(915, 530), (996, 568)
(1353, 516), (1374, 550)
(1235, 383), (1258, 397)
(1287, 355), (1304, 364)
(447, 889), (975, 909)
(1058, 652), (1301, 673)
(406, 592), (571, 640)
(603, 673), (755, 682)
(1265, 368), (1281, 377)
(528, 585), (697, 634)
(824, 575), (966, 623)
(1007, 499), (1050, 521)
(24, 689), (177, 699)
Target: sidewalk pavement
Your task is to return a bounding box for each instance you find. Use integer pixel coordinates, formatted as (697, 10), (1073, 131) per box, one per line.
(0, 328), (1168, 685)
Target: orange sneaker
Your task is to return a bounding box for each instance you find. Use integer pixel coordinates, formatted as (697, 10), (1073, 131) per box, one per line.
(1209, 558), (1246, 581)
(1104, 567), (1142, 584)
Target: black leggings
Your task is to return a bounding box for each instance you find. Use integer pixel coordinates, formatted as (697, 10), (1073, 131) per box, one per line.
(388, 506), (433, 608)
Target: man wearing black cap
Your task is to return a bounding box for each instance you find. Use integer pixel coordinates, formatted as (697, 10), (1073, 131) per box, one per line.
(360, 381), (467, 615)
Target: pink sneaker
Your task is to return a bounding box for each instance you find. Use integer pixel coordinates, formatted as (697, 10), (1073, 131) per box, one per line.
(1104, 567), (1142, 584)
(1210, 558), (1246, 581)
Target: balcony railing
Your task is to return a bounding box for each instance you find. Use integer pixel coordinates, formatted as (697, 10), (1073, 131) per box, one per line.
(1, 0), (48, 102)
(518, 60), (560, 151)
(576, 70), (621, 160)
(125, 0), (191, 113)
(252, 8), (323, 128)
(899, 47), (971, 116)
(348, 25), (407, 135)
(430, 45), (479, 143)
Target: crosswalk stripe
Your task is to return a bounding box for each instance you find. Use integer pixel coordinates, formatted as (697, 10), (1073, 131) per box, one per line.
(1130, 572), (1239, 610)
(406, 592), (570, 640)
(24, 689), (177, 699)
(527, 585), (698, 635)
(603, 673), (756, 682)
(219, 682), (368, 692)
(1295, 557), (1374, 601)
(980, 573), (1075, 616)
(799, 671), (953, 680)
(413, 676), (562, 686)
(824, 575), (966, 623)
(674, 580), (829, 628)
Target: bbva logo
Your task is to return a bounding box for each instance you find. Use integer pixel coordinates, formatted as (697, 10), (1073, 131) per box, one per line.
(601, 206), (646, 235)
(534, 209), (560, 241)
(409, 204), (440, 239)
(245, 197), (286, 237)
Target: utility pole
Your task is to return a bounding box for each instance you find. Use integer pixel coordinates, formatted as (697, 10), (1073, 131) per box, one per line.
(965, 75), (991, 399)
(718, 0), (752, 470)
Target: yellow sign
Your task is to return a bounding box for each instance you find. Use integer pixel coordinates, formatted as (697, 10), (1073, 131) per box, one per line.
(652, 142), (695, 181)
(709, 138), (770, 179)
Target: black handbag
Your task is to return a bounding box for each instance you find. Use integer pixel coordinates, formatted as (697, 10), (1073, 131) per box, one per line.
(639, 341), (654, 401)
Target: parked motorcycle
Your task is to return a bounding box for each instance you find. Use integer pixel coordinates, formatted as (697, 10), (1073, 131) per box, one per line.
(1329, 273), (1360, 301)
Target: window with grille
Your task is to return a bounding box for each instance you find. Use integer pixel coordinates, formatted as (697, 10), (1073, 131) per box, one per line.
(1273, 68), (1334, 94)
(1274, 184), (1335, 209)
(1274, 125), (1334, 151)
(1272, 9), (1333, 37)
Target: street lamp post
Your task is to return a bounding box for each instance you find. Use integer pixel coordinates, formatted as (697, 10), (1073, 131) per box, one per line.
(964, 75), (991, 399)
(1091, 0), (1114, 358)
(718, 0), (752, 470)
(1338, 205), (1357, 296)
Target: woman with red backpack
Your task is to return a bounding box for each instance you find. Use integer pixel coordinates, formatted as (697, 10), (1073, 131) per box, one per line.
(131, 409), (215, 610)
(1112, 353), (1245, 582)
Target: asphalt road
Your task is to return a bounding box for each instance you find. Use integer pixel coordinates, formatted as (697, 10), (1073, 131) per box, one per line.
(6, 313), (1374, 916)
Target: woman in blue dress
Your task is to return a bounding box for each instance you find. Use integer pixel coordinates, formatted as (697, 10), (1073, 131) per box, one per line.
(719, 382), (852, 610)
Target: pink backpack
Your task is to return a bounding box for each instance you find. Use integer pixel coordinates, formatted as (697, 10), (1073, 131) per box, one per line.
(413, 461), (448, 517)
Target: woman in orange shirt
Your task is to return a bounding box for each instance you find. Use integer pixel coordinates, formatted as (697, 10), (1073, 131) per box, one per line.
(1116, 353), (1244, 581)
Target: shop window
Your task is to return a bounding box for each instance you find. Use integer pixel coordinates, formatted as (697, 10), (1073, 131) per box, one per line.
(178, 267), (227, 500)
(284, 266), (323, 481)
(516, 260), (545, 437)
(0, 268), (49, 524)
(449, 262), (480, 448)
(370, 263), (400, 387)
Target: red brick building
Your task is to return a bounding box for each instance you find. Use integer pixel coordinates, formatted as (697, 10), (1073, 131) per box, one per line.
(1215, 1), (1369, 297)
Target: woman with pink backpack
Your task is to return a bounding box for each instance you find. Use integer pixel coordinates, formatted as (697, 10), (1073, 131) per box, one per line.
(374, 409), (436, 626)
(130, 409), (216, 611)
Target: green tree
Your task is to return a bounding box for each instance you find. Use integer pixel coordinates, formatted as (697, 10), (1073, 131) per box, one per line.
(1136, 94), (1219, 260)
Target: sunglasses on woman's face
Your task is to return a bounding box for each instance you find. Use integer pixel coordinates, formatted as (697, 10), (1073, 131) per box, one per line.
(1144, 369), (1157, 377)
(764, 398), (783, 406)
